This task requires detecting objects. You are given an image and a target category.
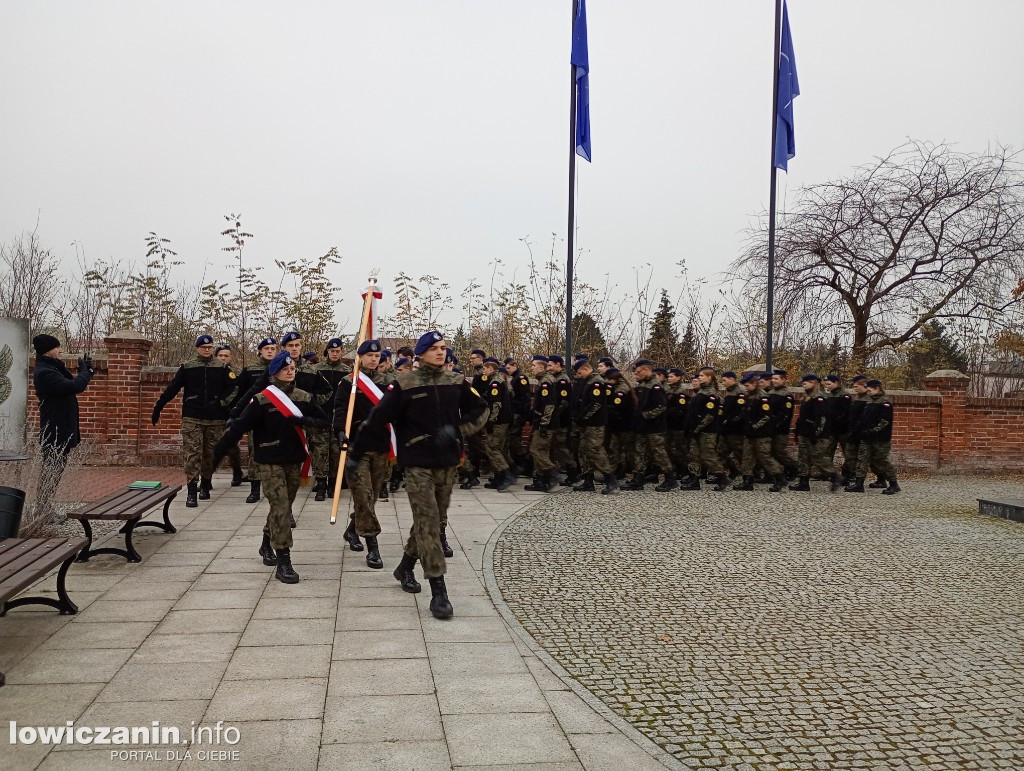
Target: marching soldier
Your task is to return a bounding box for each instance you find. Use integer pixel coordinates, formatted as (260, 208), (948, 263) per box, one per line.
(847, 379), (900, 494)
(624, 359), (676, 491)
(152, 334), (237, 507)
(525, 355), (558, 492)
(663, 368), (690, 478)
(377, 349), (394, 378)
(503, 357), (532, 475)
(596, 357), (614, 376)
(844, 375), (885, 488)
(232, 337), (278, 503)
(717, 371), (745, 477)
(569, 359), (619, 494)
(822, 374), (852, 478)
(684, 367), (729, 491)
(789, 374), (842, 492)
(732, 373), (788, 492)
(214, 344), (245, 486)
(314, 338), (351, 501)
(546, 355), (580, 485)
(213, 351), (329, 583)
(479, 357), (516, 491)
(767, 369), (798, 477)
(350, 331), (487, 619)
(605, 368), (637, 478)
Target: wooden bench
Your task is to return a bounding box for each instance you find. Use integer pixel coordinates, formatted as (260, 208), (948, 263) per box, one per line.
(0, 536), (89, 687)
(67, 485), (182, 563)
(978, 497), (1024, 524)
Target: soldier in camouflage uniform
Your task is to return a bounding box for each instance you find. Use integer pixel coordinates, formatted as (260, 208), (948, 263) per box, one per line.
(605, 368), (637, 477)
(480, 358), (516, 491)
(624, 359), (676, 491)
(214, 352), (328, 583)
(789, 374), (842, 492)
(822, 374), (852, 477)
(717, 371), (745, 477)
(503, 357), (532, 474)
(732, 373), (787, 492)
(152, 334), (237, 507)
(843, 375), (883, 486)
(215, 344), (245, 486)
(683, 367), (729, 491)
(663, 368), (690, 477)
(350, 331), (487, 619)
(314, 338), (351, 501)
(847, 379), (900, 494)
(767, 369), (798, 477)
(546, 355), (580, 485)
(231, 337), (277, 503)
(334, 339), (388, 567)
(525, 355), (559, 492)
(568, 359), (618, 494)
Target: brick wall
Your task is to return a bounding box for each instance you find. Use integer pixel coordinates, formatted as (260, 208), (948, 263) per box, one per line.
(24, 338), (1024, 473)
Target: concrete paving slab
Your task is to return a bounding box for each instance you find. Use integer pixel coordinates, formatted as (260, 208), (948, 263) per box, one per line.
(436, 671), (550, 715)
(224, 644), (332, 680)
(97, 661), (228, 702)
(173, 588), (263, 611)
(72, 598), (178, 623)
(331, 629), (427, 660)
(443, 712), (576, 767)
(205, 677), (327, 722)
(317, 740), (451, 770)
(321, 694), (442, 745)
(155, 609), (253, 635)
(567, 733), (669, 771)
(7, 646), (136, 684)
(420, 616), (512, 644)
(427, 642), (530, 677)
(327, 657), (435, 697)
(180, 718), (323, 770)
(335, 605), (421, 631)
(132, 632), (241, 664)
(41, 620), (157, 650)
(252, 596), (337, 619)
(0, 682), (104, 724)
(239, 617), (335, 646)
(53, 698), (209, 752)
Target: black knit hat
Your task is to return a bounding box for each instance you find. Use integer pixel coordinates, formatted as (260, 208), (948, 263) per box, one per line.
(32, 334), (60, 356)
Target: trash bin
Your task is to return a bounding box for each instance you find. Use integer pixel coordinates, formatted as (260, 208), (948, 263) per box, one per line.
(0, 486), (26, 538)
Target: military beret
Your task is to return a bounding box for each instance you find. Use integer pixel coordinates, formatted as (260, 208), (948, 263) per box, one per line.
(605, 367), (620, 377)
(547, 355), (564, 366)
(281, 331), (302, 345)
(503, 357), (515, 365)
(740, 373), (757, 384)
(772, 368), (787, 377)
(195, 334), (214, 347)
(801, 373), (820, 382)
(598, 357), (613, 366)
(414, 330), (444, 356)
(380, 349), (392, 360)
(866, 378), (883, 388)
(634, 358), (654, 368)
(699, 366), (716, 374)
(357, 339), (382, 355)
(257, 337), (277, 350)
(668, 367), (684, 377)
(302, 352), (317, 361)
(532, 355), (549, 363)
(722, 371), (737, 379)
(483, 357), (501, 367)
(268, 352), (293, 376)
(326, 338), (343, 350)
(214, 344), (231, 355)
(574, 353), (588, 361)
(470, 348), (486, 357)
(825, 374), (841, 383)
(395, 357), (411, 369)
(571, 359), (591, 372)
(653, 367), (668, 375)
(852, 374), (867, 383)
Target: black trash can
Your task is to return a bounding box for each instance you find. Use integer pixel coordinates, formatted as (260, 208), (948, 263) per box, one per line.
(0, 486), (26, 539)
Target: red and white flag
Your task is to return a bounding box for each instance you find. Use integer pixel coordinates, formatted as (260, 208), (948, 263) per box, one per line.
(361, 282), (384, 340)
(261, 384), (312, 478)
(354, 372), (398, 459)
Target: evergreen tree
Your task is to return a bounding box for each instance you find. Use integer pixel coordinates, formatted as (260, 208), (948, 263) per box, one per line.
(906, 320), (969, 386)
(679, 321), (697, 371)
(572, 312), (608, 359)
(644, 290), (680, 365)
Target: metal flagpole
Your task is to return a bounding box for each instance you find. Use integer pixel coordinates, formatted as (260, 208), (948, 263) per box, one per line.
(765, 0), (783, 375)
(565, 0), (579, 364)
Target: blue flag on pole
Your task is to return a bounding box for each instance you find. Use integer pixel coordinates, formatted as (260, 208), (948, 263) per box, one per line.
(571, 0), (591, 162)
(773, 1), (799, 171)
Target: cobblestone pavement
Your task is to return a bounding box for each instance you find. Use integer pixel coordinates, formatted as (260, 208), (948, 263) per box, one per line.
(491, 477), (1024, 770)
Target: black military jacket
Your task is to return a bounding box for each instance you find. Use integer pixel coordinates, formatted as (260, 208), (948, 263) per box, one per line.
(720, 383), (746, 436)
(795, 388), (829, 439)
(570, 373), (608, 427)
(606, 380), (635, 434)
(233, 359), (332, 417)
(686, 385), (722, 435)
(858, 392), (894, 443)
(231, 360), (268, 413)
(664, 383), (689, 432)
(507, 368), (532, 420)
(846, 393), (869, 441)
(353, 363), (487, 468)
(824, 388), (852, 437)
(532, 373), (563, 430)
(218, 381), (328, 465)
(551, 371), (572, 426)
(633, 375), (667, 435)
(481, 371), (513, 426)
(333, 368), (391, 454)
(767, 385), (795, 436)
(156, 355), (237, 421)
(743, 388), (776, 438)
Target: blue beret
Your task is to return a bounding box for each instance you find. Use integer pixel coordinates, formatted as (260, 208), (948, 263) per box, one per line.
(357, 339), (382, 355)
(668, 367), (684, 377)
(722, 371), (737, 379)
(380, 349), (392, 360)
(852, 374), (867, 383)
(281, 331), (302, 345)
(395, 357), (411, 369)
(653, 367), (668, 375)
(572, 358), (591, 372)
(740, 373), (758, 384)
(268, 352), (293, 376)
(825, 374), (840, 383)
(195, 334), (214, 347)
(574, 353), (588, 361)
(302, 352), (316, 361)
(215, 343), (231, 352)
(772, 368), (787, 377)
(547, 355), (564, 366)
(257, 337), (277, 350)
(760, 372), (772, 379)
(801, 373), (820, 382)
(483, 357), (501, 366)
(531, 355), (548, 363)
(503, 357), (515, 365)
(470, 349), (486, 357)
(326, 338), (343, 350)
(598, 357), (613, 366)
(414, 330), (444, 356)
(634, 358), (654, 368)
(866, 378), (883, 388)
(605, 367), (620, 377)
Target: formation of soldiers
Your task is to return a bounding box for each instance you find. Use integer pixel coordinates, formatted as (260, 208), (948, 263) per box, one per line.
(151, 332), (900, 616)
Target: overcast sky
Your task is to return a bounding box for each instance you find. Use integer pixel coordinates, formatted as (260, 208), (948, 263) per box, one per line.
(2, 0), (1022, 331)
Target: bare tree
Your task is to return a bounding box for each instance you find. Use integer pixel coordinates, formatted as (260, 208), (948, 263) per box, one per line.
(0, 225), (62, 335)
(733, 140), (1024, 369)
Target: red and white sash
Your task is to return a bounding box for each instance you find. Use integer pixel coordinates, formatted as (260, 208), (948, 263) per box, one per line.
(354, 372), (398, 459)
(361, 284), (384, 340)
(261, 385), (312, 478)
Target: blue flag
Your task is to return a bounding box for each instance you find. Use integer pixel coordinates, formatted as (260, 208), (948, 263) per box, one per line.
(571, 0), (591, 162)
(773, 1), (800, 171)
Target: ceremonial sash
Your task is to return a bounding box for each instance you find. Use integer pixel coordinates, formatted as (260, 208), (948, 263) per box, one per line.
(361, 284), (384, 340)
(261, 385), (312, 478)
(355, 372), (398, 459)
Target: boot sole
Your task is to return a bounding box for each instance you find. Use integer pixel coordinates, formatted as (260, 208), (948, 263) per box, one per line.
(275, 573), (300, 584)
(393, 572), (422, 593)
(366, 559), (384, 569)
(430, 603), (454, 620)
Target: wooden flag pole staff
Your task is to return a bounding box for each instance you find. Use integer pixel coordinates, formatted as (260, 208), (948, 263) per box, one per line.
(329, 277), (377, 525)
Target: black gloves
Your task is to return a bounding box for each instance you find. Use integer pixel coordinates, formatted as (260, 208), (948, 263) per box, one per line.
(336, 431), (349, 450)
(151, 406), (162, 425)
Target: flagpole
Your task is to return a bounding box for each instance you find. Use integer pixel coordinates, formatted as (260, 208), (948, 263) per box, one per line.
(329, 278), (376, 525)
(765, 0), (783, 375)
(565, 0), (579, 364)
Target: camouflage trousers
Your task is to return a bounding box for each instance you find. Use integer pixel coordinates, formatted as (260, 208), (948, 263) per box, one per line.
(258, 462), (300, 551)
(842, 440), (880, 479)
(309, 427), (331, 479)
(577, 426), (613, 476)
(221, 424), (242, 474)
(688, 431), (725, 476)
(182, 417), (222, 483)
(741, 437), (782, 476)
(349, 451), (388, 537)
(771, 434), (798, 473)
(717, 433), (744, 473)
(608, 431), (638, 472)
(466, 432), (486, 473)
(857, 441), (896, 480)
(551, 427), (576, 471)
(797, 436), (835, 477)
(483, 424), (512, 473)
(403, 466), (457, 579)
(667, 430), (690, 474)
(506, 419), (528, 465)
(530, 429), (555, 473)
(246, 433), (258, 481)
(635, 433), (672, 474)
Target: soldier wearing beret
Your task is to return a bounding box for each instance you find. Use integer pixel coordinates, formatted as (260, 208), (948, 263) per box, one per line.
(314, 338), (352, 501)
(682, 367), (729, 491)
(604, 368), (636, 479)
(624, 359), (677, 491)
(663, 368), (690, 479)
(847, 379), (900, 494)
(479, 358), (516, 491)
(569, 358), (619, 494)
(789, 374), (842, 492)
(350, 331), (487, 619)
(524, 355), (558, 492)
(153, 334), (238, 507)
(214, 352), (329, 583)
(767, 369), (798, 478)
(503, 357), (532, 475)
(214, 344), (245, 487)
(233, 337), (278, 503)
(822, 374), (852, 479)
(844, 375), (885, 488)
(732, 373), (788, 492)
(717, 371), (745, 477)
(546, 355), (580, 486)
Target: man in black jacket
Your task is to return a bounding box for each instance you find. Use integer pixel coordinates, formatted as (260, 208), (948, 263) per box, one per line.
(568, 358), (618, 494)
(624, 359), (675, 491)
(350, 331), (487, 620)
(32, 334), (93, 504)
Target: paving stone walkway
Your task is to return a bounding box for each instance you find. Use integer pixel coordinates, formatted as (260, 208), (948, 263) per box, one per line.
(1, 474), (670, 770)
(490, 476), (1024, 770)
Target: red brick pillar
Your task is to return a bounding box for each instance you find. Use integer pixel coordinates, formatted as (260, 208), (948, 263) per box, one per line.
(923, 369), (970, 469)
(103, 331), (154, 465)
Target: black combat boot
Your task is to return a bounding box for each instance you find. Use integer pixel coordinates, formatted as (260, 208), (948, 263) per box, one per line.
(768, 473), (788, 492)
(393, 553), (421, 593)
(198, 477), (212, 500)
(428, 576), (454, 619)
(186, 481), (199, 508)
(326, 478), (336, 499)
(274, 548), (300, 584)
(789, 475), (811, 491)
(561, 469), (583, 487)
(523, 474), (545, 492)
(314, 478), (328, 501)
(679, 475), (701, 491)
(881, 480), (901, 495)
(231, 467), (244, 487)
(712, 473), (731, 492)
(655, 473), (680, 492)
(245, 481), (261, 503)
(573, 473), (596, 492)
(459, 474), (480, 490)
(869, 477), (888, 488)
(364, 536), (383, 569)
(440, 527), (454, 558)
(495, 469), (516, 492)
(343, 520), (364, 551)
(600, 473), (620, 495)
(389, 468), (404, 492)
(829, 473), (844, 493)
(845, 477), (866, 493)
(258, 534), (278, 566)
(539, 471), (559, 493)
(622, 475), (645, 491)
(732, 475), (755, 491)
